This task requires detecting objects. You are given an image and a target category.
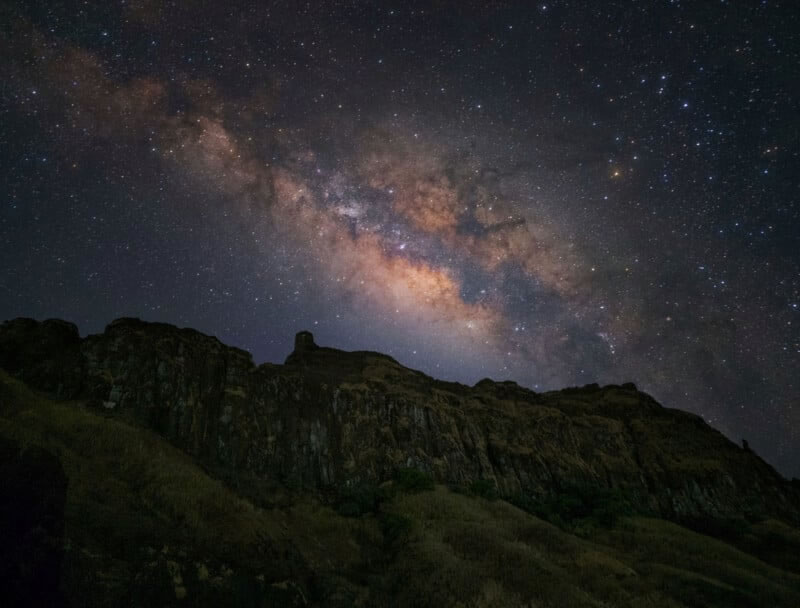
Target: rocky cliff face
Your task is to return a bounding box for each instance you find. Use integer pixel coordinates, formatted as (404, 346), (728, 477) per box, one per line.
(1, 317), (797, 524)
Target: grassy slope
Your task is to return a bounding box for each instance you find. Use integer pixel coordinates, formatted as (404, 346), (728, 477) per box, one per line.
(1, 370), (799, 607)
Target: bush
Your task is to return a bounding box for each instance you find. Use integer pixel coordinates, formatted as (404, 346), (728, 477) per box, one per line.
(335, 482), (389, 517)
(468, 479), (499, 501)
(678, 515), (749, 541)
(380, 513), (413, 545)
(393, 467), (434, 493)
(509, 485), (635, 530)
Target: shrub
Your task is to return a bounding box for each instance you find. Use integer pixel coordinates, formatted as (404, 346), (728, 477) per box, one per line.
(468, 479), (499, 501)
(509, 485), (635, 530)
(380, 513), (413, 545)
(678, 515), (750, 541)
(335, 482), (389, 517)
(393, 467), (434, 493)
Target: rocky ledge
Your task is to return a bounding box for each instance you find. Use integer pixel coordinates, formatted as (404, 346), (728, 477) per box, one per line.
(1, 317), (798, 524)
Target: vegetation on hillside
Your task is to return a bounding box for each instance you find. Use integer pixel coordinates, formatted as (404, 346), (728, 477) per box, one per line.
(1, 370), (799, 607)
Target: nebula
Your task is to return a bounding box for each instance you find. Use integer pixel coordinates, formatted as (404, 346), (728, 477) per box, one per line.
(1, 2), (797, 476)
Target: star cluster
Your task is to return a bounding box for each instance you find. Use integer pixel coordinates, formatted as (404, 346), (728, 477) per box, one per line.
(1, 1), (798, 476)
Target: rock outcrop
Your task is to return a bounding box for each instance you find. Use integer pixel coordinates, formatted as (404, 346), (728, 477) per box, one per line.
(1, 317), (798, 525)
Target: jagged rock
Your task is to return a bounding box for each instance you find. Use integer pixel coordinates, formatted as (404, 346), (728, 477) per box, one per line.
(0, 318), (83, 397)
(1, 317), (798, 525)
(294, 331), (317, 353)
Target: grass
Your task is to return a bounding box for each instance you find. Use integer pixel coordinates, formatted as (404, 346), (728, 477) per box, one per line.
(0, 373), (279, 558)
(381, 487), (800, 607)
(2, 369), (800, 607)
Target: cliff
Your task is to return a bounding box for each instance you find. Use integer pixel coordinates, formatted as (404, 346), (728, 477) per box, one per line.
(1, 316), (797, 526)
(3, 316), (800, 607)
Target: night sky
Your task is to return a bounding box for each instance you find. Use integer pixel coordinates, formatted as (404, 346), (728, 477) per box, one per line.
(1, 1), (798, 476)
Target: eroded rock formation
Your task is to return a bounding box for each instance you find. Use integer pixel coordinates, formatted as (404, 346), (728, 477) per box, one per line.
(1, 317), (797, 524)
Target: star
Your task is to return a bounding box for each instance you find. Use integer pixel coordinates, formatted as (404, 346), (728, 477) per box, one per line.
(0, 0), (797, 477)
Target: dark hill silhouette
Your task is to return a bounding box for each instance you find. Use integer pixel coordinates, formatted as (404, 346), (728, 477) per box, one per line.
(1, 317), (799, 606)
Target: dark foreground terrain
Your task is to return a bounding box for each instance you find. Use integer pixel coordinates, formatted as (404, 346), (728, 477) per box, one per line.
(1, 317), (799, 607)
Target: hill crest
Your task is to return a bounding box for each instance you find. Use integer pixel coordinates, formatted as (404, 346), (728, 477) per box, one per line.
(1, 316), (798, 527)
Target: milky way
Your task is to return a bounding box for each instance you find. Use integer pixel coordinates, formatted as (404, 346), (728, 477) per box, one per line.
(1, 1), (798, 476)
